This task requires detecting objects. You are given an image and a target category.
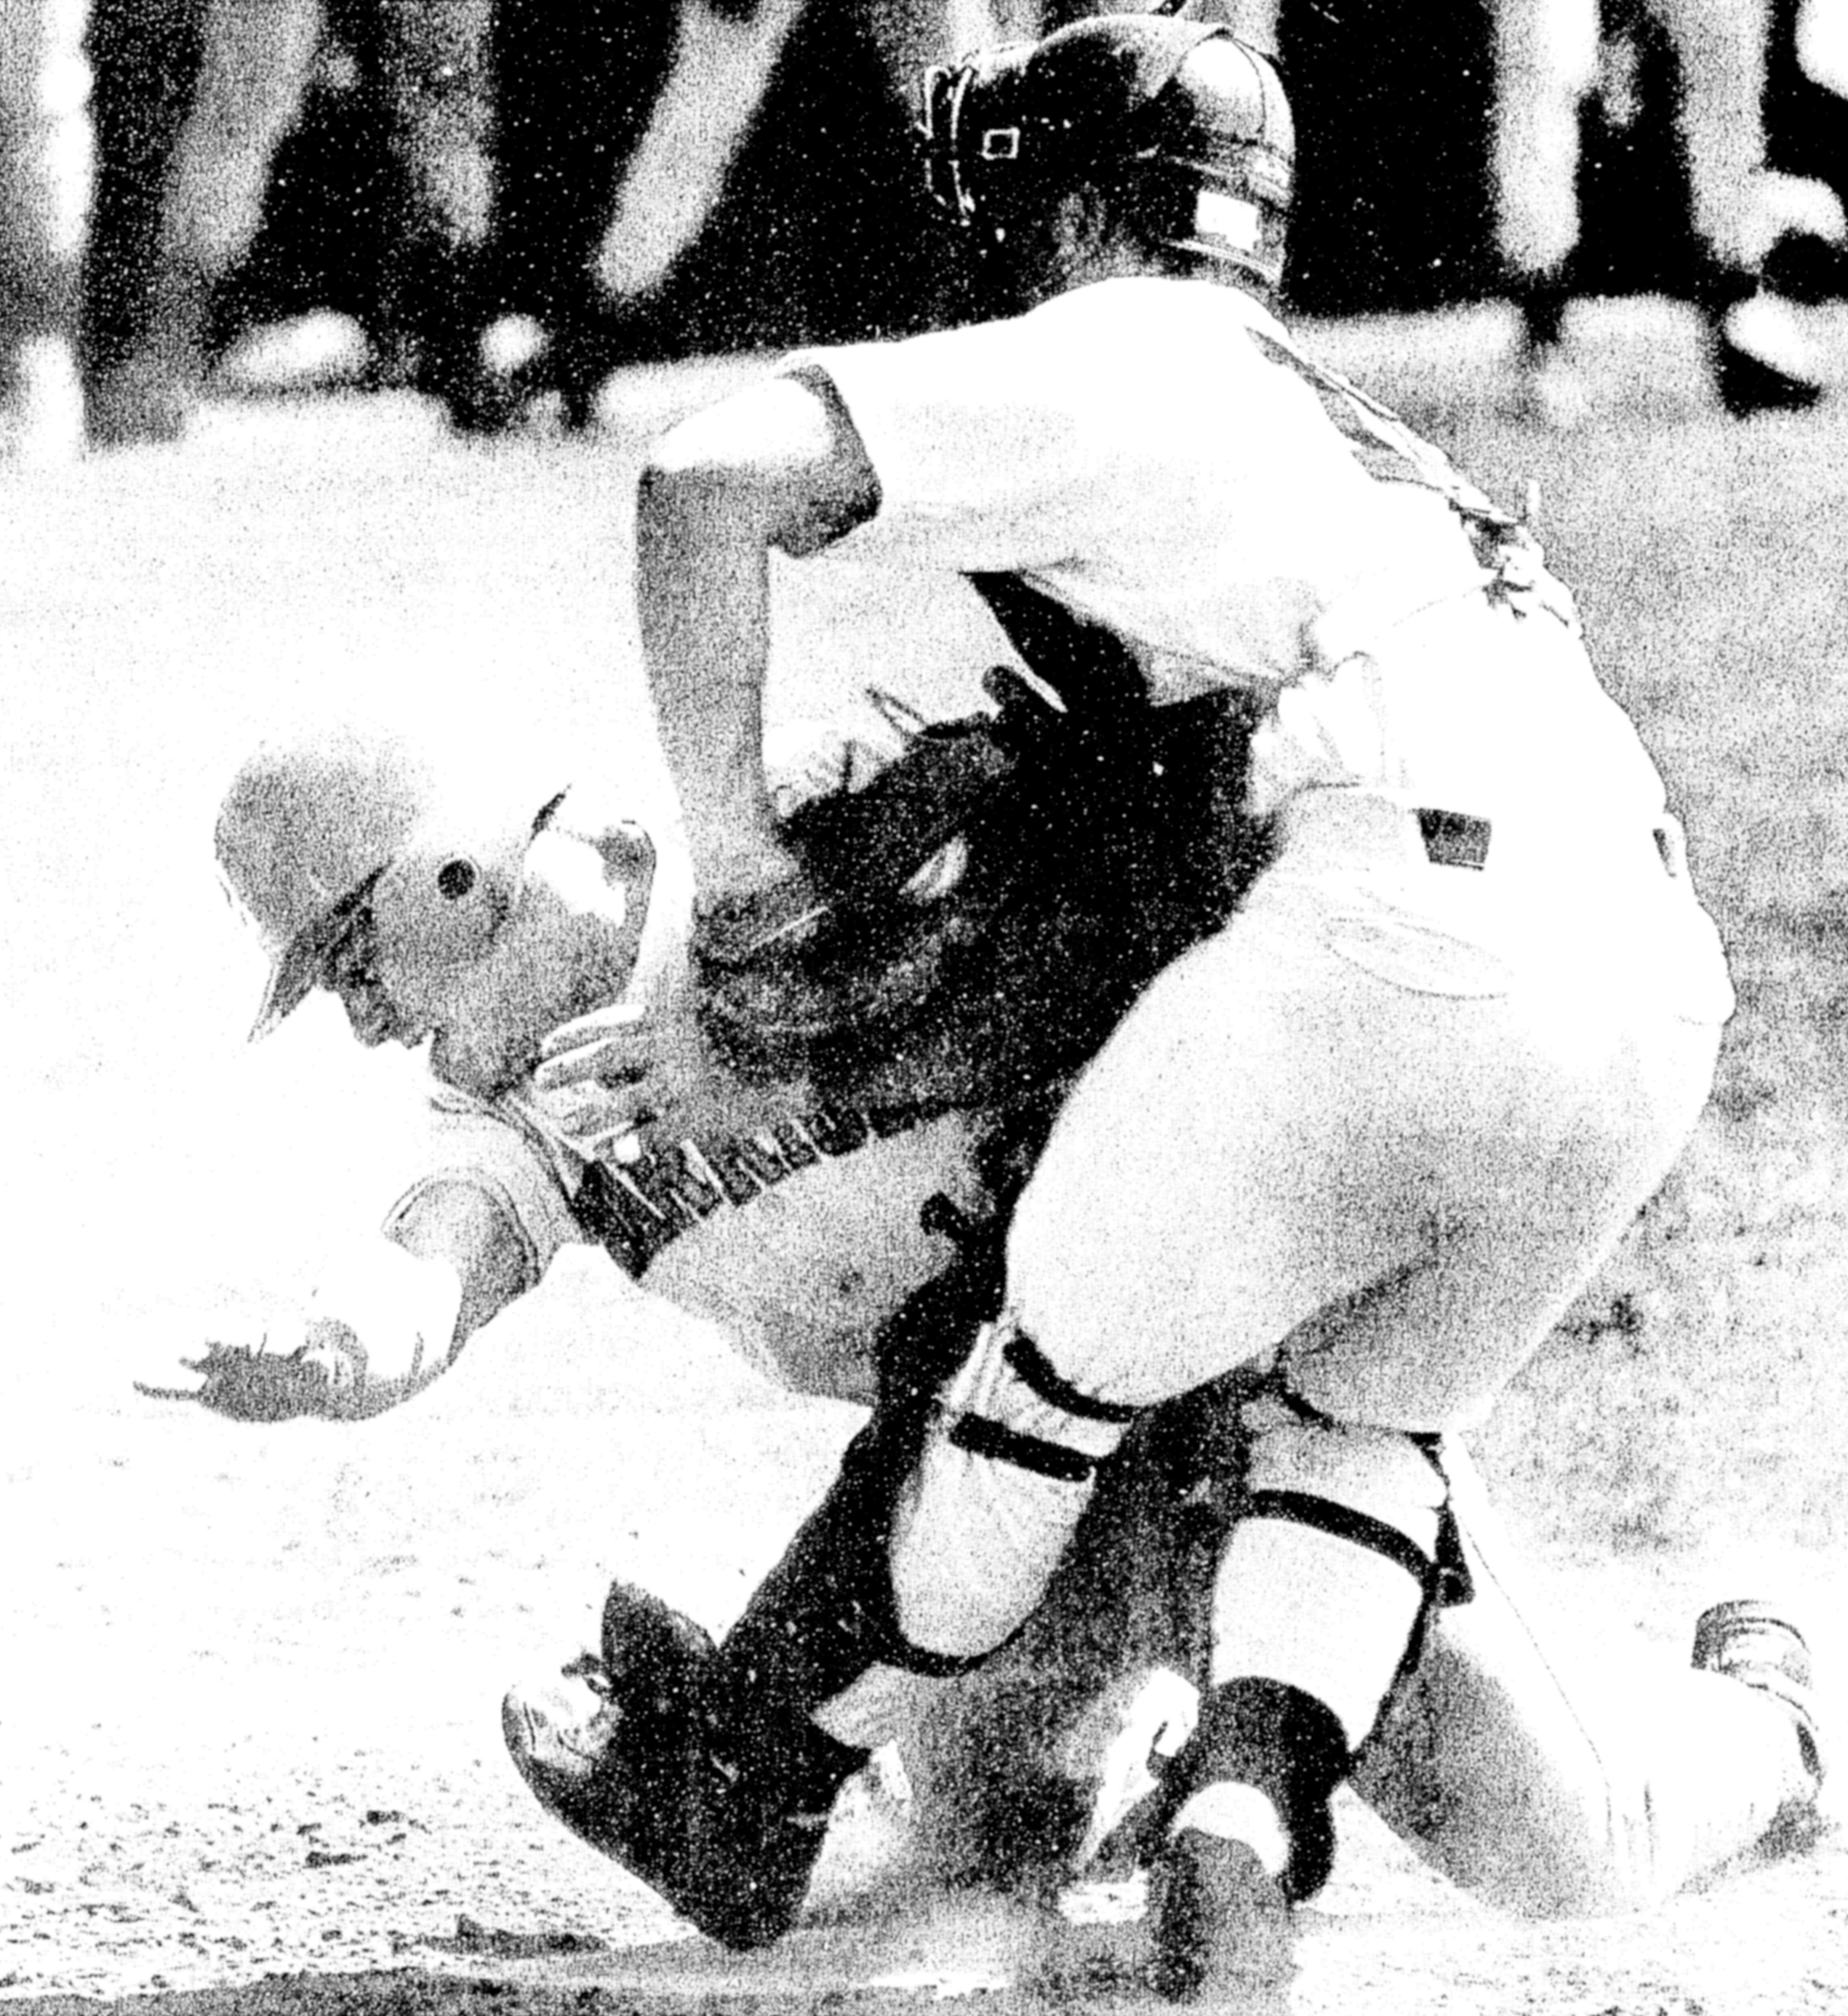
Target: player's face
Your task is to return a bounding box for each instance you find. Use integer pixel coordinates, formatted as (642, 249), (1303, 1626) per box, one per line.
(320, 904), (429, 1050)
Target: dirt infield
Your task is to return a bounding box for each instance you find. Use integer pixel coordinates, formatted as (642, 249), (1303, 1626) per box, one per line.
(7, 1356), (1846, 2012)
(6, 298), (1848, 2012)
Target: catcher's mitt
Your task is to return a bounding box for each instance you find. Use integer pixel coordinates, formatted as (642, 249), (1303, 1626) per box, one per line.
(694, 673), (1268, 1113)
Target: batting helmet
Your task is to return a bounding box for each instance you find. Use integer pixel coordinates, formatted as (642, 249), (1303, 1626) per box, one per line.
(921, 11), (1294, 290)
(215, 725), (543, 1041)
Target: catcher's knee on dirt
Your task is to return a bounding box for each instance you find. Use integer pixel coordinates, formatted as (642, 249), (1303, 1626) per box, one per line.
(1167, 1400), (1460, 1900)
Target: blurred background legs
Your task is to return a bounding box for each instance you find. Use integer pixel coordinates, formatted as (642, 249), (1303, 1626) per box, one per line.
(81, 0), (500, 446)
(1489, 0), (1847, 423)
(486, 0), (1061, 434)
(369, 0), (499, 425)
(0, 0), (90, 461)
(1492, 0), (1600, 422)
(83, 0), (321, 445)
(487, 0), (699, 429)
(1656, 0), (1844, 412)
(46, 0), (1848, 442)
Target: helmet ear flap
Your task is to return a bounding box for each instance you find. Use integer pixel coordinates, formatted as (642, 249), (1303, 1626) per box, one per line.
(369, 833), (514, 973)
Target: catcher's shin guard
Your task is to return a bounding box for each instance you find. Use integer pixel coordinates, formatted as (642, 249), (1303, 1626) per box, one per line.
(879, 1314), (1141, 1666)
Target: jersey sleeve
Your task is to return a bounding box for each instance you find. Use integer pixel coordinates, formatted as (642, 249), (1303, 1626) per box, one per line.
(380, 1084), (589, 1289)
(789, 315), (1116, 577)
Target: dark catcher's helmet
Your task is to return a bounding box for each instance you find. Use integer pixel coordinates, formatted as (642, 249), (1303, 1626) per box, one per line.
(921, 9), (1295, 291)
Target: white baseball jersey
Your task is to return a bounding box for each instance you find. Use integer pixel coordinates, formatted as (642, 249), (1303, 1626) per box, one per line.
(804, 278), (1660, 812)
(796, 275), (1731, 1023)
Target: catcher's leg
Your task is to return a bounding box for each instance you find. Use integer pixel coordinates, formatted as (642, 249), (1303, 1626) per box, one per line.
(980, 836), (1725, 1993)
(1353, 1450), (1826, 1916)
(787, 1306), (1449, 2008)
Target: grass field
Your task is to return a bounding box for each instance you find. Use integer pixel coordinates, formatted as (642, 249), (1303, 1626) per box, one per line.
(3, 293), (1848, 2012)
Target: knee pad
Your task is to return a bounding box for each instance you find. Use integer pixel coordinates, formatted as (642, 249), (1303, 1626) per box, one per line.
(888, 1313), (1142, 1665)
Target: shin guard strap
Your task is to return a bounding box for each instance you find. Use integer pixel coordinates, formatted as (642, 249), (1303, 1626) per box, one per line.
(708, 1403), (996, 1712)
(1001, 1328), (1142, 1425)
(949, 1410), (1099, 1483)
(1243, 1487), (1434, 1593)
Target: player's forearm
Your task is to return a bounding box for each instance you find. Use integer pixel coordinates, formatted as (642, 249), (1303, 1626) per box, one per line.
(635, 461), (786, 896)
(143, 1183), (538, 1426)
(632, 374), (879, 898)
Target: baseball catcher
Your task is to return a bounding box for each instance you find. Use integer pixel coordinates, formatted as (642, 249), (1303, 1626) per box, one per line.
(476, 4), (1827, 2001)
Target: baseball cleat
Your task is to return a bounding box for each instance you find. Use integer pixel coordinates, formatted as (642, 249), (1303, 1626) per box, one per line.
(502, 1647), (715, 1908)
(1705, 284), (1830, 419)
(505, 1581), (853, 1951)
(1149, 1823), (1294, 2006)
(504, 1586), (732, 1931)
(1692, 1598), (1826, 1786)
(1714, 334), (1824, 420)
(502, 1652), (627, 1811)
